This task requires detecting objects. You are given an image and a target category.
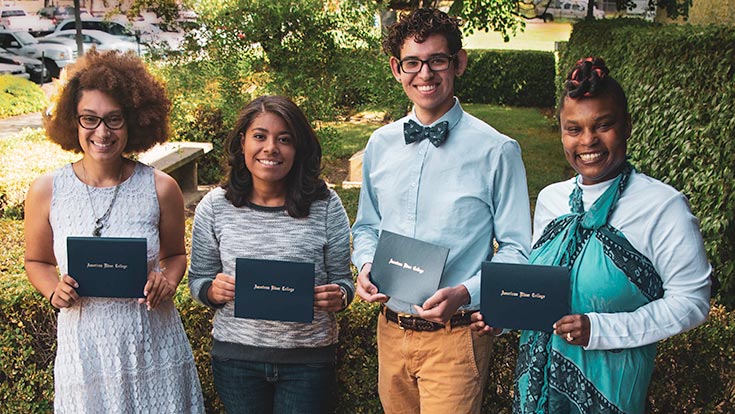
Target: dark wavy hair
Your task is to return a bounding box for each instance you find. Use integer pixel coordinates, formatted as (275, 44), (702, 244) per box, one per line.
(558, 56), (629, 118)
(222, 95), (329, 218)
(43, 49), (170, 154)
(382, 8), (463, 60)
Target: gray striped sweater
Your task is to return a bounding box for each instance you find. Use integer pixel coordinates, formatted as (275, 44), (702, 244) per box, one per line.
(188, 187), (353, 363)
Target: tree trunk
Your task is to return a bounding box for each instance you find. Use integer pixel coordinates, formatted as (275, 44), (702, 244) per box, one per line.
(73, 0), (84, 57)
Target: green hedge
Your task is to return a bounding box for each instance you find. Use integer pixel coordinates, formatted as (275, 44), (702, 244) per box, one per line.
(2, 216), (734, 413)
(456, 49), (556, 108)
(559, 19), (735, 306)
(0, 75), (48, 119)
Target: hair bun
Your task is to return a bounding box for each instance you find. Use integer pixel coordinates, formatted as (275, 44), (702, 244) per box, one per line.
(565, 56), (610, 98)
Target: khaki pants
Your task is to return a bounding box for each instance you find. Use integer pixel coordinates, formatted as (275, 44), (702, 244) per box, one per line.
(376, 311), (494, 414)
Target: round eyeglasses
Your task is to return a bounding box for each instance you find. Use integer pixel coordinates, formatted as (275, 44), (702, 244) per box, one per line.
(398, 54), (455, 74)
(77, 114), (126, 130)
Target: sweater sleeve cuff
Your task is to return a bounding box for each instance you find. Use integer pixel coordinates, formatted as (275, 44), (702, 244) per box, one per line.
(335, 281), (355, 309)
(198, 280), (225, 309)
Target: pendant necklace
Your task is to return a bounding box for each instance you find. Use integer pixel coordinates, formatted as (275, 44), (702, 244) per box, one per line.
(82, 160), (124, 237)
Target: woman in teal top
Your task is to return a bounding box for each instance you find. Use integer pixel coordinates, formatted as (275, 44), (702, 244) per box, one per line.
(472, 57), (711, 413)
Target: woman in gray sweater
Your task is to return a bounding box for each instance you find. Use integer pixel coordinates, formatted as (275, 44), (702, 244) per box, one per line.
(188, 95), (354, 414)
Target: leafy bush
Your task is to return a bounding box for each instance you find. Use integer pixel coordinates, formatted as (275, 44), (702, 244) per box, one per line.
(559, 19), (735, 306)
(0, 75), (48, 119)
(2, 213), (734, 413)
(185, 0), (394, 122)
(456, 49), (556, 108)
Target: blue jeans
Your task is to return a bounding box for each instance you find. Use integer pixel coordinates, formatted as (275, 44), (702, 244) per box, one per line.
(211, 356), (336, 414)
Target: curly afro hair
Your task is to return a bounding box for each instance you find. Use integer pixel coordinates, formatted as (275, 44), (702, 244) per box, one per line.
(382, 8), (463, 59)
(43, 49), (171, 154)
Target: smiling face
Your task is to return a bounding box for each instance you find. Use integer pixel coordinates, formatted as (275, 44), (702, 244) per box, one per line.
(242, 111), (296, 198)
(390, 33), (467, 125)
(77, 89), (128, 163)
(560, 94), (632, 185)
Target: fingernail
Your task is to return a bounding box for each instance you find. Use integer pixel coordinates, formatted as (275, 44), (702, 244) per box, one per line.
(74, 283), (79, 288)
(144, 291), (148, 296)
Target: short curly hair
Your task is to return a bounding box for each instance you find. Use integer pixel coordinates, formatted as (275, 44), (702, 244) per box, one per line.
(382, 8), (463, 59)
(43, 49), (171, 154)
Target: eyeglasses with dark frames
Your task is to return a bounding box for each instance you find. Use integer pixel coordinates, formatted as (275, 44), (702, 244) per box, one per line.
(398, 54), (455, 74)
(77, 114), (126, 130)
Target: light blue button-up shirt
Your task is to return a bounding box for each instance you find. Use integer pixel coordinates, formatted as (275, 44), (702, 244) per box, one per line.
(352, 99), (532, 313)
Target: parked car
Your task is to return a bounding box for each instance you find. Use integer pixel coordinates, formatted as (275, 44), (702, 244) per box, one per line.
(0, 61), (29, 79)
(45, 29), (147, 55)
(53, 18), (136, 42)
(1, 7), (55, 33)
(131, 21), (184, 52)
(0, 46), (47, 82)
(0, 30), (76, 77)
(37, 6), (92, 25)
(536, 0), (604, 21)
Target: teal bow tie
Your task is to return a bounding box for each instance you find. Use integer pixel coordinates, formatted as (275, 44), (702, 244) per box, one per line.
(404, 120), (449, 147)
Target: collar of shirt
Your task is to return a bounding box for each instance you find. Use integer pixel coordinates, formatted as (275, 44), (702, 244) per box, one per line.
(408, 97), (463, 133)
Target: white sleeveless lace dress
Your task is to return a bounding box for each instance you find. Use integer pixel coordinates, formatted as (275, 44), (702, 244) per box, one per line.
(49, 162), (204, 414)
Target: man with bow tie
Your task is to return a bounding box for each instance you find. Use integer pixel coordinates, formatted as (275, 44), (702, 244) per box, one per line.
(351, 8), (532, 414)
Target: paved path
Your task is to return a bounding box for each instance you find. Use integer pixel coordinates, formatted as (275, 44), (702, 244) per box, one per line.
(0, 112), (43, 139)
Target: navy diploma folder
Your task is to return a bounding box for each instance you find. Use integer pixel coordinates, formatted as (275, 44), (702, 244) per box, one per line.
(234, 258), (315, 323)
(481, 262), (570, 332)
(370, 230), (449, 305)
(66, 236), (148, 298)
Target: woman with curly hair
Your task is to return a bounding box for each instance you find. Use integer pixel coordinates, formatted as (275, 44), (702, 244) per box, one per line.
(472, 57), (711, 414)
(24, 50), (204, 413)
(188, 95), (353, 414)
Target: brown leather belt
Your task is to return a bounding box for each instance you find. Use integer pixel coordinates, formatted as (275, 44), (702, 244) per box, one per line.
(381, 305), (476, 332)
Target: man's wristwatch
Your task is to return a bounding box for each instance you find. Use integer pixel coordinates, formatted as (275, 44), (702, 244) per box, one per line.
(339, 285), (349, 310)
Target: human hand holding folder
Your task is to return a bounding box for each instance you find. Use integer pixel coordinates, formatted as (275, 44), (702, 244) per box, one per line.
(355, 263), (388, 303)
(553, 313), (591, 346)
(50, 274), (80, 309)
(138, 269), (175, 310)
(469, 312), (504, 337)
(207, 273), (236, 305)
(412, 284), (470, 324)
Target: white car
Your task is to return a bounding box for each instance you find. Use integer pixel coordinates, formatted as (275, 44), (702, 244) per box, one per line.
(537, 0), (605, 21)
(131, 21), (184, 52)
(0, 29), (76, 77)
(0, 61), (29, 79)
(53, 18), (136, 42)
(1, 7), (55, 33)
(0, 46), (47, 82)
(44, 30), (147, 55)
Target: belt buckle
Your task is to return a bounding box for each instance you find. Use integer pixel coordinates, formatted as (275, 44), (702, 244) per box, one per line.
(396, 313), (412, 330)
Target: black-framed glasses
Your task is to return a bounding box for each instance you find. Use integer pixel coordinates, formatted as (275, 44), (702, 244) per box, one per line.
(77, 114), (126, 130)
(398, 54), (455, 74)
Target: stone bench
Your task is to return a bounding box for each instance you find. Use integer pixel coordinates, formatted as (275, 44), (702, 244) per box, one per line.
(341, 148), (364, 189)
(137, 141), (213, 205)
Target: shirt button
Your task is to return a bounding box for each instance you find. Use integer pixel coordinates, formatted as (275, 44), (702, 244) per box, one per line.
(411, 183), (417, 187)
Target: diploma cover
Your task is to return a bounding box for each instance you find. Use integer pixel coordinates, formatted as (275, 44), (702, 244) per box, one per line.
(369, 230), (449, 304)
(481, 262), (569, 332)
(235, 258), (315, 323)
(66, 236), (148, 298)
